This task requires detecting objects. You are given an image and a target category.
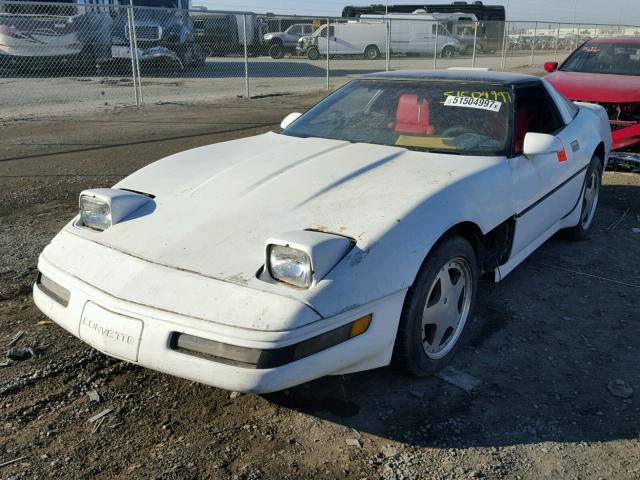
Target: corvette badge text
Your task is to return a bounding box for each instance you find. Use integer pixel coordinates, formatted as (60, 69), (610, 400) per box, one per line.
(81, 316), (137, 345)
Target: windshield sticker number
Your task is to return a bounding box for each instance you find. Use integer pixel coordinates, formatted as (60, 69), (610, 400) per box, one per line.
(444, 95), (502, 112)
(443, 90), (513, 103)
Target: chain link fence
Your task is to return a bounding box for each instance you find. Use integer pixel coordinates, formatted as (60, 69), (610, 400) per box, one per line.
(1, 0), (639, 119)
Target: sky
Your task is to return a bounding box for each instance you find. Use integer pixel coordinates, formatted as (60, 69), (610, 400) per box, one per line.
(195, 0), (640, 26)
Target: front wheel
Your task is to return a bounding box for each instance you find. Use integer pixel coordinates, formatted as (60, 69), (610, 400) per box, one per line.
(441, 45), (455, 58)
(393, 236), (479, 376)
(269, 43), (284, 59)
(565, 154), (602, 240)
(307, 46), (320, 61)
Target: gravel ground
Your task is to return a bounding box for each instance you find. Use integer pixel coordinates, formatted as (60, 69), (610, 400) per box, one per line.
(0, 79), (639, 480)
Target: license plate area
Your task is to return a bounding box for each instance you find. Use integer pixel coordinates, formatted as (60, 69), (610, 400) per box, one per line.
(79, 302), (143, 362)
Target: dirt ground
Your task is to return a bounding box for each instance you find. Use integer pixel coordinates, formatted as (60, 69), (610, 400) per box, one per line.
(1, 88), (639, 480)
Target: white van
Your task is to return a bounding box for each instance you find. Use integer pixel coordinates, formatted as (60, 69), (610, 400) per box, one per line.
(362, 13), (462, 58)
(304, 21), (387, 60)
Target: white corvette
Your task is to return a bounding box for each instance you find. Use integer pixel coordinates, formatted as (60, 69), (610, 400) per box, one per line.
(34, 71), (611, 393)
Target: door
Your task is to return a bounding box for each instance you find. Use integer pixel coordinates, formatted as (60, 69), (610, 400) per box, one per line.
(317, 25), (337, 54)
(407, 21), (433, 53)
(508, 84), (586, 255)
(288, 24), (303, 38)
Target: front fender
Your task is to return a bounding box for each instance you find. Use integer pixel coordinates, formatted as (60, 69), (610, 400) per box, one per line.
(298, 159), (514, 318)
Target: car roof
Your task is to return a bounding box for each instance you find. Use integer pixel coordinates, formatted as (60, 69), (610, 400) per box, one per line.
(360, 69), (541, 86)
(587, 36), (640, 45)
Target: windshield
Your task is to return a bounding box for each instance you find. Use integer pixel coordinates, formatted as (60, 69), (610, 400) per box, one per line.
(283, 80), (513, 155)
(561, 42), (640, 76)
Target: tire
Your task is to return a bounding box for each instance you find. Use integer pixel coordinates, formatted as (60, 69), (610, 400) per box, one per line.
(441, 45), (455, 58)
(364, 44), (380, 60)
(565, 154), (602, 240)
(307, 46), (320, 61)
(269, 43), (284, 59)
(190, 44), (206, 68)
(179, 44), (195, 69)
(393, 236), (479, 377)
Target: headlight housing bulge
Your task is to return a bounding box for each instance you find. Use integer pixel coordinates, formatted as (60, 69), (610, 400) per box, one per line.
(79, 188), (152, 232)
(266, 231), (353, 289)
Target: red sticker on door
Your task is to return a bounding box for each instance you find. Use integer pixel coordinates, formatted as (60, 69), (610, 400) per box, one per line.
(556, 138), (567, 162)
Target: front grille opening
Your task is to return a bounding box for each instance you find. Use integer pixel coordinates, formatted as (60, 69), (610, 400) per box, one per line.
(37, 272), (71, 307)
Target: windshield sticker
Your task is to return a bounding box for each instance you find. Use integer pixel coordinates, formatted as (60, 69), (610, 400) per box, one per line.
(443, 90), (513, 103)
(444, 95), (502, 112)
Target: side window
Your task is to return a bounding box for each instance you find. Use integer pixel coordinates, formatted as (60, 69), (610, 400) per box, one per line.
(289, 25), (302, 35)
(320, 26), (335, 38)
(304, 25), (313, 34)
(514, 84), (565, 154)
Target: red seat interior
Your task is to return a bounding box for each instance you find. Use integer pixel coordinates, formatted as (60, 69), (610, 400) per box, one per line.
(395, 94), (435, 135)
(515, 107), (533, 154)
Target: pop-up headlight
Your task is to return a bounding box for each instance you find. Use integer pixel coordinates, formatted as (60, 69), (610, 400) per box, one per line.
(79, 188), (152, 232)
(266, 230), (354, 289)
(269, 245), (313, 288)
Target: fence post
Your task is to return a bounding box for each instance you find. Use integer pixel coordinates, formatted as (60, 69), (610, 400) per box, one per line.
(500, 20), (508, 69)
(326, 18), (330, 90)
(577, 23), (581, 46)
(433, 21), (439, 70)
(471, 21), (478, 67)
(386, 18), (391, 71)
(554, 23), (560, 62)
(530, 21), (537, 66)
(243, 14), (250, 98)
(126, 4), (142, 106)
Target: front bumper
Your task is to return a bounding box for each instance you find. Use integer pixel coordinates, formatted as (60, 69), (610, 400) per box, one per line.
(34, 251), (404, 394)
(609, 150), (640, 166)
(111, 45), (182, 66)
(0, 50), (83, 68)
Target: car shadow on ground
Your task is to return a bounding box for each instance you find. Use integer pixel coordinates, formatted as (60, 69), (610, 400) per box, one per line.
(264, 183), (640, 449)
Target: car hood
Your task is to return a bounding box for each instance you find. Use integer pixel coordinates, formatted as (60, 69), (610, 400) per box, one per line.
(66, 132), (489, 288)
(546, 71), (640, 103)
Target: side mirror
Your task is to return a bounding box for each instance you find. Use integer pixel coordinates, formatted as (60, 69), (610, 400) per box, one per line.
(280, 112), (302, 130)
(544, 61), (558, 73)
(523, 133), (563, 158)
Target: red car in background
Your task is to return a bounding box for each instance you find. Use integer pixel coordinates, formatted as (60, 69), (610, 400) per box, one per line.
(544, 37), (640, 165)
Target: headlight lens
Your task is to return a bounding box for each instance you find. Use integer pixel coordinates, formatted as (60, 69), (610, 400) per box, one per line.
(268, 245), (312, 288)
(80, 195), (111, 231)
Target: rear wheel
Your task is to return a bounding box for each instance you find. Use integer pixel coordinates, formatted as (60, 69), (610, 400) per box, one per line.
(307, 46), (320, 60)
(364, 44), (380, 60)
(393, 236), (479, 376)
(565, 154), (602, 240)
